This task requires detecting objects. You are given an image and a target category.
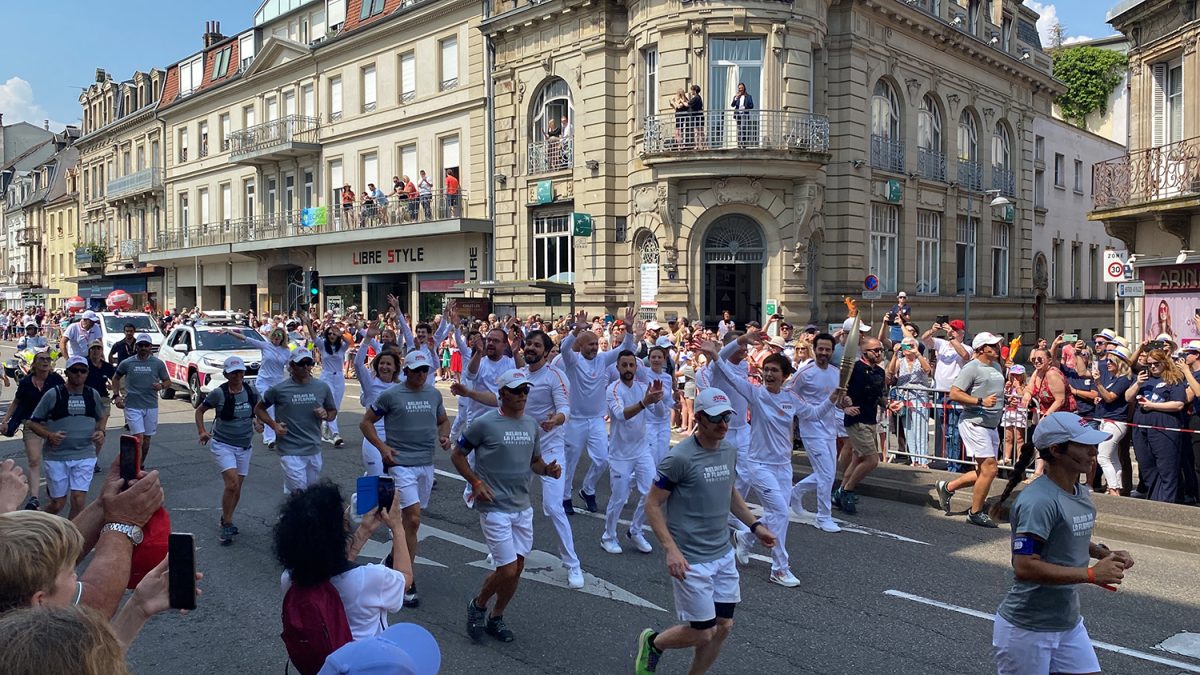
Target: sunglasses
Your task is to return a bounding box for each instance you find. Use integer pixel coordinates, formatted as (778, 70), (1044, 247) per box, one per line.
(67, 368), (89, 375)
(407, 366), (431, 373)
(506, 385), (532, 395)
(699, 411), (733, 424)
(863, 348), (883, 353)
(294, 360), (315, 367)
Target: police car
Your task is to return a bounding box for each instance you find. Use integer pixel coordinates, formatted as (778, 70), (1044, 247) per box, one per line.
(158, 318), (265, 407)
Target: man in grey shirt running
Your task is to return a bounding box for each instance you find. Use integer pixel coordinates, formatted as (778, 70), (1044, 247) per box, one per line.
(453, 369), (561, 645)
(634, 388), (778, 675)
(254, 348), (337, 494)
(195, 355), (263, 545)
(27, 356), (108, 518)
(111, 333), (170, 463)
(936, 331), (1007, 528)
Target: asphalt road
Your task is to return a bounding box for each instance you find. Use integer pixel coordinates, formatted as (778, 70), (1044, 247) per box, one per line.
(2, 362), (1198, 674)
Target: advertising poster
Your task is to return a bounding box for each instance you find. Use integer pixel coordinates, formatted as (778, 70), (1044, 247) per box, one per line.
(1143, 294), (1200, 342)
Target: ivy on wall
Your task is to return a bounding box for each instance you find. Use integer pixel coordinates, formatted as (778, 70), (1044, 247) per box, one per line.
(1051, 46), (1128, 128)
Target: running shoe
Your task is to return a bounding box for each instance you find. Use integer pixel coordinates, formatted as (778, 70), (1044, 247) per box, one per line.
(967, 510), (998, 528)
(635, 629), (663, 674)
(769, 568), (802, 587)
(267, 441), (277, 451)
(219, 522), (235, 546)
(935, 480), (955, 515)
(467, 599), (487, 641)
(814, 518), (841, 533)
(228, 523), (239, 535)
(579, 488), (598, 513)
(332, 434), (345, 448)
(404, 583), (420, 608)
(24, 496), (40, 511)
(732, 529), (749, 565)
(567, 566), (585, 589)
(563, 498), (575, 517)
(485, 615), (514, 642)
(840, 490), (858, 515)
(627, 531), (653, 554)
(601, 536), (623, 554)
(831, 487), (844, 511)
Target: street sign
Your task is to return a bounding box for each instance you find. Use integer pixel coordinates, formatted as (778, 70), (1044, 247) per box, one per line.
(1117, 280), (1145, 298)
(1104, 249), (1132, 282)
(862, 290), (883, 300)
(864, 275), (879, 291)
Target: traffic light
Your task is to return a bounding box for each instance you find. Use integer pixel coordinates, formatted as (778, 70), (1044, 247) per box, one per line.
(306, 268), (320, 300)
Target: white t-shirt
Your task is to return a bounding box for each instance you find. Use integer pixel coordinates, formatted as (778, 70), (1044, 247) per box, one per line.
(932, 337), (973, 391)
(281, 563), (407, 640)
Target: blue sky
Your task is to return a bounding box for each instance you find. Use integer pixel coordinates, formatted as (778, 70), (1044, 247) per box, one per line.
(1, 0), (1115, 131)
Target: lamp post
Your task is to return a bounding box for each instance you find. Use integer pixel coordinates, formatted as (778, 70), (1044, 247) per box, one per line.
(962, 187), (1013, 333)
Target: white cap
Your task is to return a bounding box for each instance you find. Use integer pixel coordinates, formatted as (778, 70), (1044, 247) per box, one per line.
(971, 331), (1004, 350)
(695, 388), (735, 416)
(134, 332), (153, 344)
(1031, 412), (1111, 449)
(81, 310), (99, 321)
(842, 317), (870, 333)
(65, 356), (89, 370)
(897, 291), (907, 298)
(1093, 328), (1117, 341)
(496, 369), (532, 390)
(224, 355), (247, 372)
(654, 336), (673, 348)
(290, 348), (314, 363)
(404, 350), (432, 371)
(24, 321), (37, 328)
(1155, 333), (1175, 343)
(646, 321), (662, 331)
(768, 336), (787, 349)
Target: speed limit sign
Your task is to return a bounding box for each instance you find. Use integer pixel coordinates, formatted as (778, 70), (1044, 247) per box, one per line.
(1103, 250), (1131, 283)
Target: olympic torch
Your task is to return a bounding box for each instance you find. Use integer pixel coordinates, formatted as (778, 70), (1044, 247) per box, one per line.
(838, 314), (863, 390)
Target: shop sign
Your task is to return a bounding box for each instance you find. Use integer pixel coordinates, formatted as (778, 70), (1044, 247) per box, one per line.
(885, 179), (902, 203)
(317, 235), (479, 276)
(572, 212), (593, 237)
(536, 180), (554, 204)
(1140, 264), (1200, 292)
(352, 247), (425, 266)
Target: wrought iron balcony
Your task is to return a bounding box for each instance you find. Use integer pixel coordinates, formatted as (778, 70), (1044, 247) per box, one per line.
(992, 166), (1016, 198)
(917, 146), (946, 182)
(957, 159), (983, 191)
(15, 225), (42, 246)
(870, 135), (905, 173)
(643, 110), (829, 156)
(110, 238), (144, 262)
(227, 115), (321, 165)
(528, 138), (574, 174)
(14, 271), (41, 287)
(106, 168), (163, 200)
(1093, 137), (1200, 210)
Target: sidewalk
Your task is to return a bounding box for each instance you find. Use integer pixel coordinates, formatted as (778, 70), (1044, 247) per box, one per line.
(790, 452), (1200, 554)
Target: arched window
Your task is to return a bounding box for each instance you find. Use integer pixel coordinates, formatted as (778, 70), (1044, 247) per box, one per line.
(992, 122), (1010, 171)
(528, 78), (574, 173)
(871, 80), (903, 171)
(957, 109), (977, 162)
(918, 95), (942, 152)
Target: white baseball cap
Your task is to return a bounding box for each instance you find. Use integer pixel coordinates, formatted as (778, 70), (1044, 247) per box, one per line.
(1093, 328), (1117, 341)
(842, 317), (870, 333)
(496, 369), (532, 390)
(65, 356), (89, 370)
(971, 332), (1004, 350)
(1031, 412), (1111, 449)
(654, 336), (673, 348)
(224, 355), (247, 372)
(768, 336), (787, 349)
(646, 321), (662, 331)
(404, 350), (432, 371)
(134, 332), (153, 344)
(290, 348), (314, 363)
(81, 310), (99, 321)
(695, 388), (734, 416)
(897, 291), (907, 298)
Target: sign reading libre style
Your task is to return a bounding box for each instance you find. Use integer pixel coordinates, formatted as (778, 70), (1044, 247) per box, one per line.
(352, 247), (425, 265)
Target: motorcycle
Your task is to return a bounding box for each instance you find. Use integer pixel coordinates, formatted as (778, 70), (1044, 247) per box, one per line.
(4, 346), (61, 380)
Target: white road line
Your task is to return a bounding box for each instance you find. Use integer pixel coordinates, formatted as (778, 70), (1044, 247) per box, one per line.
(884, 589), (1200, 673)
(1157, 633), (1200, 660)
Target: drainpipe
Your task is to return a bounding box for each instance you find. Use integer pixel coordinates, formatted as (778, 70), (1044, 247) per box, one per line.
(485, 33), (497, 283)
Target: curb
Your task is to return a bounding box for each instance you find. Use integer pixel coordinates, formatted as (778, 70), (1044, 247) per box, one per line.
(790, 453), (1200, 555)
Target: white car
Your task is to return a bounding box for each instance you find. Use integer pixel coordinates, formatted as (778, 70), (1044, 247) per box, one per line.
(67, 312), (165, 362)
(158, 320), (265, 408)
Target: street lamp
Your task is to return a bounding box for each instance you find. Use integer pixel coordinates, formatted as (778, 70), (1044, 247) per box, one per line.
(963, 188), (1014, 332)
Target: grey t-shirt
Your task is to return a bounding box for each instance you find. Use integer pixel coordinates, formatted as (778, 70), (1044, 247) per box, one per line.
(204, 384), (258, 448)
(952, 359), (1005, 428)
(115, 356), (169, 410)
(263, 378), (336, 457)
(655, 435), (738, 565)
(457, 410), (541, 514)
(30, 386), (104, 461)
(371, 385), (446, 466)
(997, 475), (1096, 632)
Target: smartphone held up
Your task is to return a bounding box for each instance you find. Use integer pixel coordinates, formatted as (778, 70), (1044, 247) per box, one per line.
(168, 533), (197, 610)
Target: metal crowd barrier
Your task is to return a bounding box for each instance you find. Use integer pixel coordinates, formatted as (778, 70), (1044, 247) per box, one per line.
(881, 385), (1033, 470)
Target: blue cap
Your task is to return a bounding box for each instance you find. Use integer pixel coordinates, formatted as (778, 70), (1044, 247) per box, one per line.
(317, 623), (441, 675)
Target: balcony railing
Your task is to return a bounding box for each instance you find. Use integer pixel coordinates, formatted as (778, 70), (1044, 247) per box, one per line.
(15, 225), (42, 246)
(917, 147), (946, 181)
(870, 135), (905, 173)
(1093, 137), (1200, 210)
(643, 110), (829, 156)
(992, 166), (1016, 198)
(114, 239), (144, 261)
(75, 246), (105, 269)
(107, 168), (164, 200)
(528, 138), (574, 174)
(227, 115), (321, 163)
(957, 159), (983, 191)
(14, 271), (41, 287)
(149, 190), (472, 253)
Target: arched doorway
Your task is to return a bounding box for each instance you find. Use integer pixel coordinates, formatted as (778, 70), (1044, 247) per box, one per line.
(703, 215), (765, 326)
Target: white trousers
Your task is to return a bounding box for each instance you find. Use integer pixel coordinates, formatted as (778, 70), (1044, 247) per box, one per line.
(538, 438), (580, 569)
(258, 377), (280, 443)
(792, 435), (836, 521)
(564, 416), (608, 496)
(645, 417), (672, 465)
(321, 375), (346, 435)
(604, 454), (656, 540)
(360, 421), (388, 476)
(726, 425), (753, 533)
(738, 461), (793, 572)
(1096, 420), (1126, 490)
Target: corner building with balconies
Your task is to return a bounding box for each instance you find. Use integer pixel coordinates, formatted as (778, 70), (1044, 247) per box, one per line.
(485, 0), (1058, 334)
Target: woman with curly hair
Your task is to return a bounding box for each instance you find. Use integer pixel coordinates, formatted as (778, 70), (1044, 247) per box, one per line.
(274, 481), (411, 639)
(1125, 349), (1188, 502)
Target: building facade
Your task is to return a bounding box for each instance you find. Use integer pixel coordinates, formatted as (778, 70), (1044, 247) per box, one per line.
(45, 147), (81, 307)
(144, 0), (489, 318)
(482, 0), (1061, 336)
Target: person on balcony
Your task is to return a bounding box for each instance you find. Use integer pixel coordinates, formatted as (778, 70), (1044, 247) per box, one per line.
(671, 89), (689, 148)
(545, 118), (563, 171)
(390, 175), (406, 223)
(687, 85), (704, 149)
(339, 184), (356, 229)
(417, 171), (433, 221)
(445, 170), (460, 218)
(731, 83), (755, 149)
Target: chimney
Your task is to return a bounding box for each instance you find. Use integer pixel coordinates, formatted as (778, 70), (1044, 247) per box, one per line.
(44, 120), (49, 131)
(203, 20), (225, 49)
(0, 113), (5, 126)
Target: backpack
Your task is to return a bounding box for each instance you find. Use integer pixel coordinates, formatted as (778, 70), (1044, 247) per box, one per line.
(217, 382), (258, 421)
(280, 580), (352, 675)
(48, 385), (98, 422)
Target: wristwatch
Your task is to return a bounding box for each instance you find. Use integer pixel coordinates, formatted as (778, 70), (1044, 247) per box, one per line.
(103, 522), (144, 546)
(976, 397), (984, 406)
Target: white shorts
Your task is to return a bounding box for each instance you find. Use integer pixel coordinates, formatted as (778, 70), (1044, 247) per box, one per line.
(44, 458), (96, 498)
(391, 464), (435, 509)
(993, 614), (1100, 675)
(279, 453), (323, 493)
(671, 548), (741, 623)
(210, 439), (252, 476)
(126, 407), (159, 436)
(478, 508), (534, 567)
(959, 419), (1000, 459)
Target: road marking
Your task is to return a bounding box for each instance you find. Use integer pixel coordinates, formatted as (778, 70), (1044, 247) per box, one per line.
(1157, 633), (1200, 659)
(885, 590), (1200, 673)
(359, 539), (448, 568)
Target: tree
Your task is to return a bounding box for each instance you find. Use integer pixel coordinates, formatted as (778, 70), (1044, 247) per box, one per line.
(1048, 22), (1066, 49)
(1051, 46), (1128, 129)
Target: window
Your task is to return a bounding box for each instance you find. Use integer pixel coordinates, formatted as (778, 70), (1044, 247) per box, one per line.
(1035, 169), (1045, 208)
(1050, 239), (1061, 298)
(221, 183), (232, 223)
(178, 128), (189, 162)
(245, 179), (256, 219)
(399, 144), (417, 184)
(303, 169), (314, 209)
(399, 52), (415, 103)
(1151, 61), (1184, 147)
(642, 46), (658, 124)
(1073, 159), (1084, 192)
(362, 151), (378, 186)
(529, 79), (573, 172)
(709, 37), (763, 133)
(329, 158), (343, 216)
(328, 0), (346, 26)
(362, 65), (377, 112)
(198, 188), (210, 226)
(440, 135), (460, 181)
(179, 57), (203, 95)
(916, 210), (941, 295)
(329, 76), (343, 120)
(869, 203), (899, 292)
(956, 215), (978, 295)
(213, 46), (232, 79)
(958, 110), (980, 189)
(179, 192), (189, 230)
(1053, 153), (1064, 187)
(533, 213), (573, 279)
(440, 37), (459, 90)
(284, 91), (296, 118)
(871, 80), (903, 171)
(1002, 15), (1013, 51)
(219, 114), (231, 151)
(198, 121), (209, 158)
(266, 178), (277, 216)
(243, 105), (255, 130)
(266, 96), (278, 122)
(1071, 242), (1082, 298)
(992, 123), (1012, 196)
(918, 95), (942, 153)
(1090, 245), (1100, 299)
(239, 34), (255, 70)
(1034, 135), (1044, 162)
(992, 222), (1009, 297)
(302, 84), (314, 117)
(360, 0), (385, 20)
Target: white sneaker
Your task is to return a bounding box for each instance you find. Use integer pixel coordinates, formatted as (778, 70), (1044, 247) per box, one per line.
(732, 529), (750, 565)
(485, 553), (495, 567)
(789, 491), (811, 519)
(814, 518), (841, 533)
(770, 569), (801, 588)
(600, 537), (623, 554)
(567, 566), (585, 589)
(627, 531), (653, 554)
